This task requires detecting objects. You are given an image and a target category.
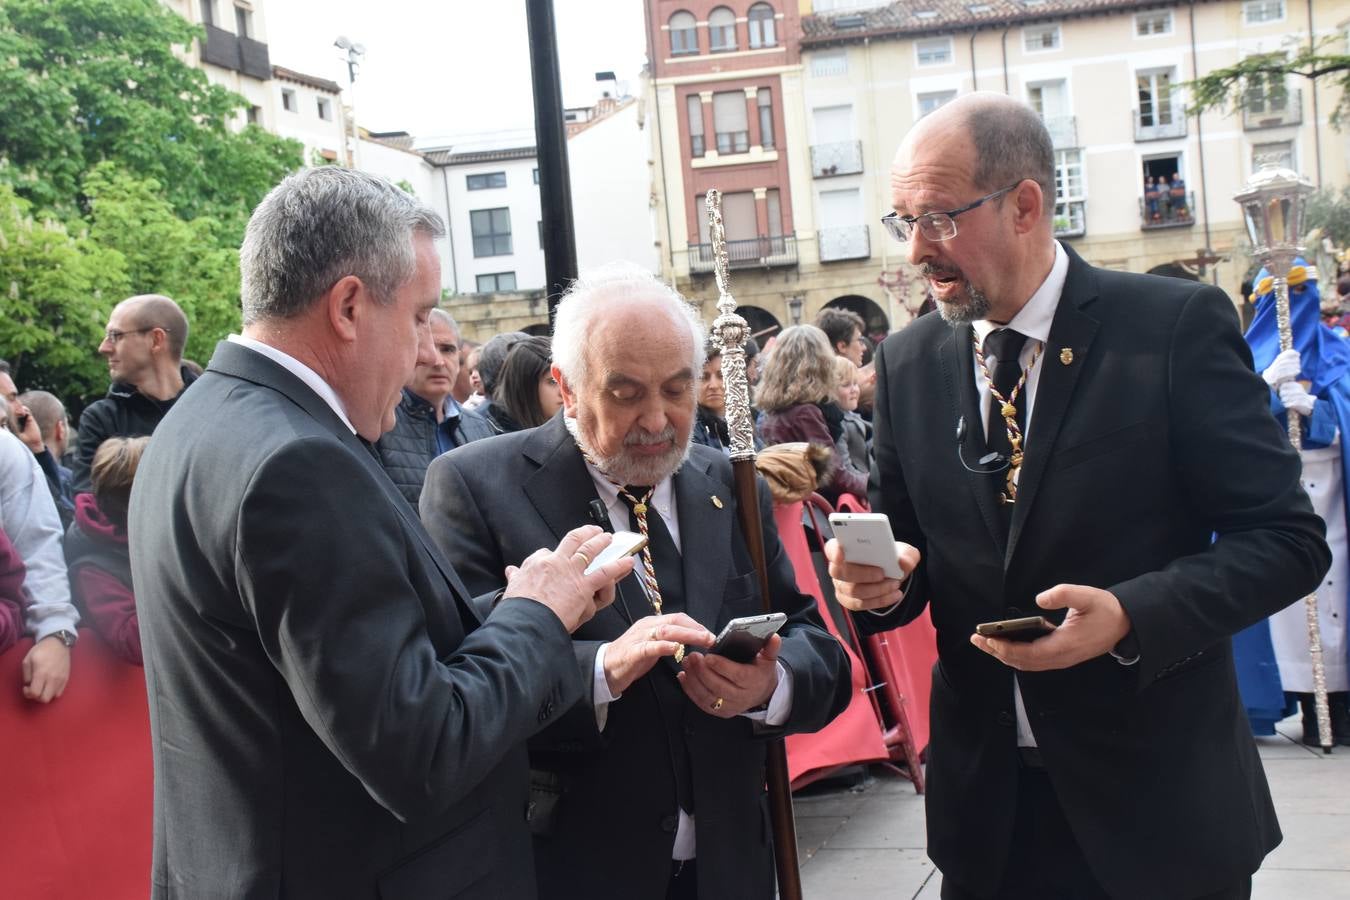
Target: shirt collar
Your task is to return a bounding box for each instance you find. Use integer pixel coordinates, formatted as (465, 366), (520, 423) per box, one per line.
(972, 240), (1070, 347)
(227, 334), (356, 434)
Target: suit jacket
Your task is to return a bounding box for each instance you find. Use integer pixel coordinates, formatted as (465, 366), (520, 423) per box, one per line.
(128, 341), (584, 900)
(863, 245), (1330, 899)
(420, 415), (851, 900)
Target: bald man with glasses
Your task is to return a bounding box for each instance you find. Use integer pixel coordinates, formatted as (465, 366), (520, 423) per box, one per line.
(827, 92), (1327, 900)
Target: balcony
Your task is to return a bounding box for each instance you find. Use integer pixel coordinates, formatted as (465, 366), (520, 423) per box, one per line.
(1053, 201), (1085, 238)
(1042, 115), (1078, 150)
(811, 140), (863, 178)
(1243, 89), (1302, 130)
(1133, 109), (1187, 142)
(818, 225), (871, 262)
(689, 235), (798, 273)
(199, 25), (271, 80)
(1140, 191), (1195, 230)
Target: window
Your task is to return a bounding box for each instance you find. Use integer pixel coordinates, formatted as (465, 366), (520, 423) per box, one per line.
(1137, 69), (1175, 126)
(538, 220), (544, 248)
(1243, 0), (1285, 24)
(1245, 63), (1290, 113)
(1024, 24), (1060, 52)
(758, 89), (775, 150)
(1252, 141), (1294, 172)
(766, 189), (783, 238)
(669, 11), (698, 55)
(916, 37), (953, 66)
(748, 3), (777, 49)
(687, 94), (706, 156)
(918, 90), (957, 118)
(533, 168), (539, 185)
(476, 272), (517, 293)
(709, 7), (737, 52)
(281, 89), (297, 113)
(246, 105), (260, 125)
(470, 208), (512, 257)
(713, 91), (749, 154)
(201, 0), (215, 26)
(466, 172), (507, 191)
(811, 51), (847, 78)
(234, 4), (251, 38)
(1135, 11), (1172, 36)
(1055, 148), (1084, 202)
(316, 97), (332, 121)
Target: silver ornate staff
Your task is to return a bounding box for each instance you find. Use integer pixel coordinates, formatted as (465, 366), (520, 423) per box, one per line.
(1234, 166), (1332, 752)
(706, 189), (805, 897)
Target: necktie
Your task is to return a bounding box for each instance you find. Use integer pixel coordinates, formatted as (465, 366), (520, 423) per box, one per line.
(616, 486), (686, 616)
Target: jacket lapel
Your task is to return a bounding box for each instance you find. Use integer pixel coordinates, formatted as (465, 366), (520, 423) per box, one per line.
(939, 324), (1005, 553)
(672, 454), (734, 629)
(1005, 252), (1101, 565)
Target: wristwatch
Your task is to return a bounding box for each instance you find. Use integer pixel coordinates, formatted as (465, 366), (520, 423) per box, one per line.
(47, 629), (77, 648)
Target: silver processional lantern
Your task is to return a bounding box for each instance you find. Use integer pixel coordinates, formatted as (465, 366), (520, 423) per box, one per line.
(1233, 165), (1333, 752)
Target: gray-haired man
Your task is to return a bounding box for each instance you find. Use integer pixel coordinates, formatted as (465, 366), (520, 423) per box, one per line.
(130, 167), (633, 899)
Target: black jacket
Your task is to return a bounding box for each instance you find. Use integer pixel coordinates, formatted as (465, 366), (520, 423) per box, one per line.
(376, 389), (493, 509)
(71, 366), (197, 493)
(864, 244), (1329, 898)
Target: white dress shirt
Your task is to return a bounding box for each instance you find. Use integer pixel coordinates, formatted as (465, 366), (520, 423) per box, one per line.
(228, 334), (356, 434)
(578, 456), (792, 860)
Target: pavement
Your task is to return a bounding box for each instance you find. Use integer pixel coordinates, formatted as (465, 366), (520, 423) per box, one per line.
(793, 713), (1350, 899)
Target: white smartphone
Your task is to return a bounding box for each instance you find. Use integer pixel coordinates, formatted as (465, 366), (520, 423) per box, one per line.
(828, 512), (905, 580)
(710, 612), (787, 663)
(583, 530), (648, 575)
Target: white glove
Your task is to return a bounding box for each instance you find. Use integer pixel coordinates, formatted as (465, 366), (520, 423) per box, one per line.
(1279, 380), (1316, 417)
(1263, 348), (1302, 388)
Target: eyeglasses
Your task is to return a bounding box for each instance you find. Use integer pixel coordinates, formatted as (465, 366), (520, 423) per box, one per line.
(881, 183), (1020, 243)
(103, 327), (156, 345)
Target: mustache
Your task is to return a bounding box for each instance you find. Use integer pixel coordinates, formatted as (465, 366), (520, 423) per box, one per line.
(624, 425), (676, 447)
(921, 263), (964, 281)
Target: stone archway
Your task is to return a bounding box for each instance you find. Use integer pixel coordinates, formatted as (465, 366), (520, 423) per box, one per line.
(739, 305), (783, 345)
(823, 295), (890, 351)
(521, 322), (551, 337)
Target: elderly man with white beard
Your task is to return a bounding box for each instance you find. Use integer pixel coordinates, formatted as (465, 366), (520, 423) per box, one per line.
(420, 262), (850, 900)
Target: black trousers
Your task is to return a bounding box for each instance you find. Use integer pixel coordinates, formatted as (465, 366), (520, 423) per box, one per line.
(940, 763), (1253, 900)
(667, 859), (697, 900)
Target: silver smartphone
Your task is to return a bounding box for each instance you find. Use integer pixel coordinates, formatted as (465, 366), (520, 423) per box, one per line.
(710, 612), (787, 664)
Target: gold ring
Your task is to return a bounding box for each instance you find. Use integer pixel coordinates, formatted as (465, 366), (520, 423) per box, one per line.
(574, 550), (591, 567)
(712, 697), (724, 712)
(650, 627), (659, 641)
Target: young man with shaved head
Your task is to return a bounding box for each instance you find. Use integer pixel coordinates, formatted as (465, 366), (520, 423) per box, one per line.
(827, 92), (1327, 899)
(73, 294), (196, 493)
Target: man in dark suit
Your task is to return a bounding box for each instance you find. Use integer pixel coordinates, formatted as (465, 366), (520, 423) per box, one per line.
(827, 93), (1329, 899)
(420, 263), (852, 899)
(129, 167), (632, 900)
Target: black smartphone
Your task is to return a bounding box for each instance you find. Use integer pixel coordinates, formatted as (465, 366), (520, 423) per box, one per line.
(710, 613), (787, 663)
(974, 616), (1055, 642)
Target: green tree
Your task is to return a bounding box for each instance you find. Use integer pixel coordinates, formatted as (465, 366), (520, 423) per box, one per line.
(0, 185), (127, 403)
(1187, 40), (1350, 126)
(1305, 186), (1350, 248)
(0, 0), (302, 240)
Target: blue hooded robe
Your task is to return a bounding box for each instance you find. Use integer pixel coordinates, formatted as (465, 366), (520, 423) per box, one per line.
(1237, 260), (1350, 733)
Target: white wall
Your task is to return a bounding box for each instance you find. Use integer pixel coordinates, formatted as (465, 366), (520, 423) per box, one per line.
(569, 102), (660, 275)
(355, 138), (455, 294)
(271, 82), (346, 166)
(442, 157), (545, 294)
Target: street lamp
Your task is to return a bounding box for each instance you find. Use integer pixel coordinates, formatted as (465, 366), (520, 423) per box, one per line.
(334, 36), (366, 168)
(786, 294), (804, 325)
(1233, 164), (1333, 752)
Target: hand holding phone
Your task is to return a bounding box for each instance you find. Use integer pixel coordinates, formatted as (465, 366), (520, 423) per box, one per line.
(709, 612), (787, 664)
(974, 616), (1056, 643)
(584, 530), (647, 575)
(828, 513), (905, 580)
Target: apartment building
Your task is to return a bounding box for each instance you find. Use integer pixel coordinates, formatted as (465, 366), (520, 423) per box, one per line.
(798, 0), (1350, 317)
(164, 0), (275, 130)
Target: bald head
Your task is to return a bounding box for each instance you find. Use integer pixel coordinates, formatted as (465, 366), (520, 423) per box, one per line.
(118, 294), (189, 360)
(898, 92), (1055, 217)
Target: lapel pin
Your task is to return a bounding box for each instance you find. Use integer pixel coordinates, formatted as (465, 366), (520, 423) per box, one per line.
(710, 495), (724, 509)
(1059, 348), (1074, 366)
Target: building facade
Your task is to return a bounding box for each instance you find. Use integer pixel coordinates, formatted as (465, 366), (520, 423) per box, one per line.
(164, 0), (276, 130)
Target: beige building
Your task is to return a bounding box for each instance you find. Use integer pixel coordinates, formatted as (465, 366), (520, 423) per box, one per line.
(791, 0), (1350, 331)
(647, 0), (1350, 338)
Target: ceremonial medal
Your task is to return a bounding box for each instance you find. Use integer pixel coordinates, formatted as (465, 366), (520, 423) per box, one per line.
(1060, 348), (1074, 366)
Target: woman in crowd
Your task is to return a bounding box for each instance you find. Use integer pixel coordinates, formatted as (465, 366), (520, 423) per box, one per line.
(756, 325), (867, 505)
(693, 341), (730, 452)
(493, 336), (563, 431)
(64, 436), (148, 665)
(835, 355), (872, 477)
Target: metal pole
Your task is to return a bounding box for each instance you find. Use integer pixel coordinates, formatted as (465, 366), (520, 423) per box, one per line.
(525, 0), (578, 330)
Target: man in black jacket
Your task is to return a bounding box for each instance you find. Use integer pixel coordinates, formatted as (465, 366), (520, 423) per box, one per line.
(73, 294), (195, 493)
(827, 93), (1329, 899)
(377, 308), (493, 509)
